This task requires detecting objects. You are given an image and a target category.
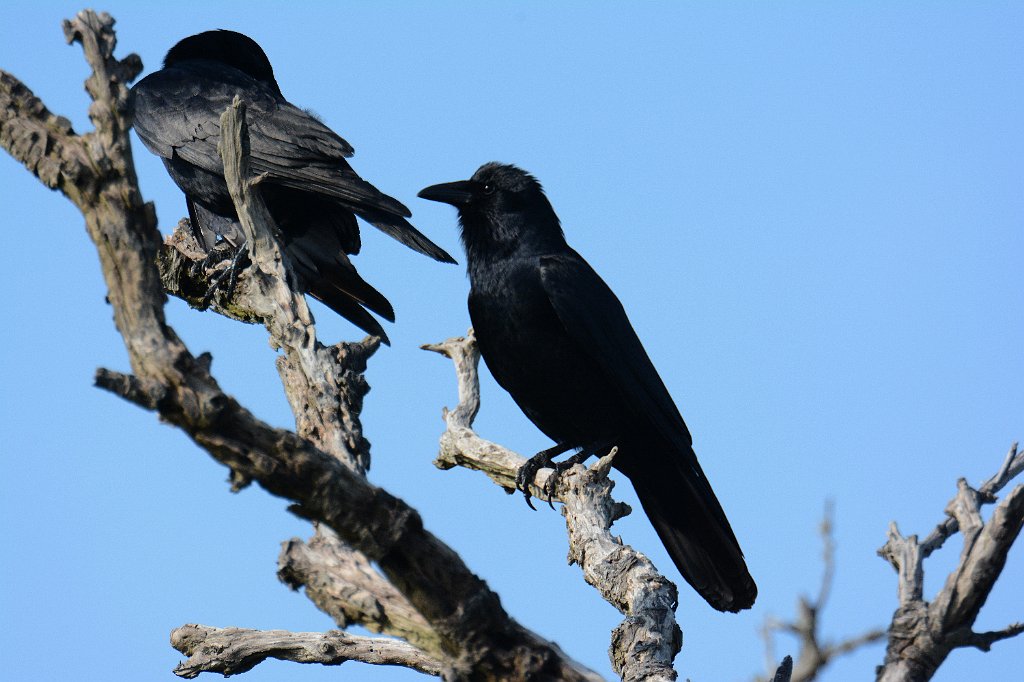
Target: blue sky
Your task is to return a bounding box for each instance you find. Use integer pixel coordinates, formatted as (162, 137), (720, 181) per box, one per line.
(1, 3), (1021, 681)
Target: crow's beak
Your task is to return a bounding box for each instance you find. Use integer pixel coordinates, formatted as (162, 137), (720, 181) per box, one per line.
(418, 180), (476, 207)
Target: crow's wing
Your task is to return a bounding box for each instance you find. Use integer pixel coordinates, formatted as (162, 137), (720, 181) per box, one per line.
(539, 251), (755, 612)
(131, 63), (454, 263)
(130, 64), (402, 211)
(538, 251), (694, 455)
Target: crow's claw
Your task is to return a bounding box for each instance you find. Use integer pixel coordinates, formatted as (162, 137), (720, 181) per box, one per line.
(199, 241), (249, 308)
(540, 451), (592, 508)
(515, 441), (576, 510)
(515, 453), (553, 511)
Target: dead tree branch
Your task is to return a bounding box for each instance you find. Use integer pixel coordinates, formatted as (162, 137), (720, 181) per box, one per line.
(425, 332), (797, 682)
(1, 11), (601, 681)
(425, 332), (683, 682)
(876, 443), (1024, 682)
(759, 502), (885, 682)
(6, 10), (1014, 682)
(278, 524), (441, 654)
(171, 624), (444, 678)
(920, 442), (1024, 557)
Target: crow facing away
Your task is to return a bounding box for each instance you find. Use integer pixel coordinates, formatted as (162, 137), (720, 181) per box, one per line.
(419, 163), (756, 612)
(130, 30), (455, 343)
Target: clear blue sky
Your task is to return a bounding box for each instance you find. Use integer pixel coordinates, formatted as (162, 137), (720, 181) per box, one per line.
(1, 3), (1021, 681)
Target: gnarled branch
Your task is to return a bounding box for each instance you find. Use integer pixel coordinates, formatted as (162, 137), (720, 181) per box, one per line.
(171, 624), (445, 678)
(278, 525), (442, 655)
(876, 444), (1024, 682)
(2, 11), (602, 681)
(425, 332), (681, 682)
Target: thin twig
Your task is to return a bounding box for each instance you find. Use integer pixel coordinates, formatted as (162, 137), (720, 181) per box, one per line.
(759, 502), (884, 682)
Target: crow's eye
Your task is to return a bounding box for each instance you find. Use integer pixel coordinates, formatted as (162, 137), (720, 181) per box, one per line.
(482, 183), (495, 195)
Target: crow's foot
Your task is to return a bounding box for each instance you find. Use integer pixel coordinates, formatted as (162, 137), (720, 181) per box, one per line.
(538, 451), (593, 508)
(515, 442), (574, 510)
(200, 241), (249, 308)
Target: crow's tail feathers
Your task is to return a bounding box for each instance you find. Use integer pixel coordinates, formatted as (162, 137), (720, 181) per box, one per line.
(619, 443), (756, 613)
(289, 240), (395, 346)
(187, 198), (396, 345)
(354, 206), (458, 265)
(308, 283), (391, 345)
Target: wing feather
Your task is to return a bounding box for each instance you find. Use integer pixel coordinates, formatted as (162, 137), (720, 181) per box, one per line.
(131, 63), (408, 219)
(538, 252), (695, 455)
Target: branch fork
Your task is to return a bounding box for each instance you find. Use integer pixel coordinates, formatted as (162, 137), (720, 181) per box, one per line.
(4, 10), (1019, 682)
(2, 11), (603, 681)
(875, 443), (1024, 682)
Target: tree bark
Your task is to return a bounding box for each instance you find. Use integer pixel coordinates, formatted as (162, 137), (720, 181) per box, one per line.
(1, 11), (601, 681)
(2, 10), (1019, 682)
(876, 444), (1024, 682)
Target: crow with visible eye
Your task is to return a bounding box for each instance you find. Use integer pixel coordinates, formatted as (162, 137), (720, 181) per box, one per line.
(131, 30), (456, 342)
(420, 163), (756, 612)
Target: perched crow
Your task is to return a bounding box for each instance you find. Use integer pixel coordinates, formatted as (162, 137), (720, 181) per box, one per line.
(130, 30), (455, 343)
(419, 163), (756, 612)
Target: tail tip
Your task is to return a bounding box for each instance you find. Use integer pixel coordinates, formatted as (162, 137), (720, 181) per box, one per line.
(708, 579), (757, 613)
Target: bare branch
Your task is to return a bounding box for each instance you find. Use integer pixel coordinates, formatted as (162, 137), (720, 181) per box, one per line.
(423, 331), (571, 501)
(876, 447), (1024, 682)
(759, 502), (884, 682)
(814, 501), (836, 611)
(920, 442), (1023, 556)
(936, 483), (1024, 629)
(422, 332), (481, 429)
(170, 624), (445, 678)
(1, 12), (603, 681)
(0, 70), (93, 199)
(216, 97), (314, 338)
(947, 623), (1024, 652)
(426, 333), (680, 682)
(216, 95), (374, 474)
(567, 455), (681, 682)
(824, 628), (887, 659)
(878, 523), (925, 607)
(278, 525), (442, 656)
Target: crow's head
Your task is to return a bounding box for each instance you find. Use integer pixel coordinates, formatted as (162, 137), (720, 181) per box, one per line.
(419, 163), (563, 258)
(164, 30), (281, 96)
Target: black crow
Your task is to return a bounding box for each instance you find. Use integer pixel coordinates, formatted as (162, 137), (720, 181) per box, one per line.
(130, 30), (455, 343)
(419, 163), (756, 612)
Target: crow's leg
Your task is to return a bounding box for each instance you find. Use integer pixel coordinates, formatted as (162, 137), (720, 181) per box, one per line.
(516, 441), (575, 510)
(539, 451), (592, 508)
(537, 440), (618, 508)
(220, 240), (249, 300)
(200, 240), (250, 308)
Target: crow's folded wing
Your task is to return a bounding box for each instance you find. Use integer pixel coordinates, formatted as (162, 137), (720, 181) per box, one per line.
(131, 63), (406, 216)
(131, 62), (454, 263)
(538, 251), (695, 455)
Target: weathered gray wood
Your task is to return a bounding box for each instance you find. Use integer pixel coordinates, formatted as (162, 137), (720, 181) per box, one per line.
(5, 10), (1020, 682)
(920, 443), (1024, 557)
(171, 624), (444, 678)
(0, 11), (603, 681)
(425, 333), (681, 681)
(278, 525), (443, 656)
(215, 95), (375, 474)
(876, 445), (1024, 682)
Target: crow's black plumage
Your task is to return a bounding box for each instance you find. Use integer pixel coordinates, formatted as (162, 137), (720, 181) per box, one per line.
(419, 163), (756, 612)
(130, 30), (455, 343)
